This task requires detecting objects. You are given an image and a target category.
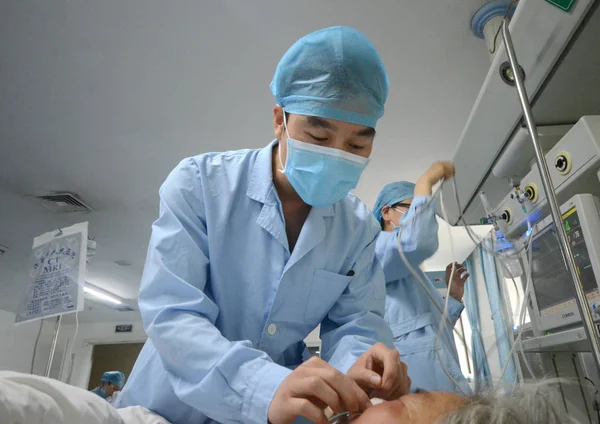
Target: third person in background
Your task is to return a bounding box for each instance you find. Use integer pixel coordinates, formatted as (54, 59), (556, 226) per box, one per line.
(90, 371), (126, 404)
(372, 162), (472, 395)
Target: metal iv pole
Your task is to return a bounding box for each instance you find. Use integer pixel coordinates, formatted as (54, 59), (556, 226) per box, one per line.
(501, 20), (600, 374)
(45, 315), (62, 377)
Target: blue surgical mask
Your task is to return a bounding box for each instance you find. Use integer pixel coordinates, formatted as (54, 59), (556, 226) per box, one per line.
(279, 114), (369, 208)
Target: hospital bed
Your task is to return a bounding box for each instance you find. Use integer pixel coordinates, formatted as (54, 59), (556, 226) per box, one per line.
(0, 370), (385, 424)
(0, 371), (171, 424)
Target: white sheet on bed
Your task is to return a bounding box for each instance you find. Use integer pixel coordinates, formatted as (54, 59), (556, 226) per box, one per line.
(0, 371), (171, 424)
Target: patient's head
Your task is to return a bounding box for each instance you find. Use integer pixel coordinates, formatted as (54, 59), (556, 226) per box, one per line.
(352, 380), (577, 424)
(353, 390), (465, 424)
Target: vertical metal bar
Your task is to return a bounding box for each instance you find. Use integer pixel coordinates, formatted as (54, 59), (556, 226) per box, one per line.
(571, 354), (593, 423)
(58, 337), (69, 381)
(45, 315), (62, 377)
(552, 354), (571, 414)
(458, 316), (472, 374)
(501, 20), (600, 375)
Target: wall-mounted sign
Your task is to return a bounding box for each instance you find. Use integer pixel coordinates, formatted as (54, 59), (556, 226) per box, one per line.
(544, 0), (575, 12)
(115, 324), (133, 333)
(15, 223), (87, 324)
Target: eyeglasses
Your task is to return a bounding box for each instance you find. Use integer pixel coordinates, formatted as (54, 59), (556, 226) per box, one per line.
(392, 202), (411, 214)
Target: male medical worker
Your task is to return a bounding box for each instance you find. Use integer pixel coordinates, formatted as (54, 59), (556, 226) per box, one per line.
(117, 26), (410, 424)
(373, 163), (472, 395)
(90, 371), (125, 403)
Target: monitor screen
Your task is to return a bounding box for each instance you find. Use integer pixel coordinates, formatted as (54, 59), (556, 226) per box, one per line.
(530, 208), (597, 312)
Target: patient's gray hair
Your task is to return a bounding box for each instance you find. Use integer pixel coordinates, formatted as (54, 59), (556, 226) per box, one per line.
(440, 379), (581, 424)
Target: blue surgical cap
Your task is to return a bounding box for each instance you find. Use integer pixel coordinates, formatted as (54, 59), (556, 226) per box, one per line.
(373, 181), (416, 222)
(270, 26), (389, 128)
(101, 371), (125, 389)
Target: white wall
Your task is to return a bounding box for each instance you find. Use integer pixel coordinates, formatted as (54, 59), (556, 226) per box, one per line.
(57, 320), (147, 388)
(0, 309), (42, 373)
(1, 307), (334, 389)
(0, 308), (146, 388)
(62, 320), (335, 387)
(0, 309), (70, 376)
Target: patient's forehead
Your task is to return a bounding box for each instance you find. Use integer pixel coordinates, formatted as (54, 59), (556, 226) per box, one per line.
(352, 391), (466, 424)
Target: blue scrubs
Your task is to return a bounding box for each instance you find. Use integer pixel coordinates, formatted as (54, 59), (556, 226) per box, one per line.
(116, 141), (393, 424)
(90, 387), (105, 398)
(375, 196), (471, 394)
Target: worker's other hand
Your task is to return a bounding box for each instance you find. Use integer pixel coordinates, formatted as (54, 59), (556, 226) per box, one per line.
(446, 262), (469, 301)
(415, 161), (455, 195)
(424, 161), (455, 184)
(268, 356), (372, 424)
(347, 343), (411, 401)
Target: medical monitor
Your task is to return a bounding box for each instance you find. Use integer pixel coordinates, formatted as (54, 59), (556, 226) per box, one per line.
(527, 194), (600, 333)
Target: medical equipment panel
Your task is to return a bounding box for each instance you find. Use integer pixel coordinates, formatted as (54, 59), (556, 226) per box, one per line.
(495, 116), (600, 237)
(526, 194), (600, 333)
(441, 1), (600, 226)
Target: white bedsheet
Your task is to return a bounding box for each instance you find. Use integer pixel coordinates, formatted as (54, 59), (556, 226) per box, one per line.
(0, 371), (171, 424)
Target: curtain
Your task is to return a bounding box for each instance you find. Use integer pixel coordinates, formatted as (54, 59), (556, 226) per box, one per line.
(479, 237), (517, 384)
(463, 256), (491, 392)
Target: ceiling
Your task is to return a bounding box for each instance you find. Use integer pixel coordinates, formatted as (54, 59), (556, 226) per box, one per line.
(0, 0), (493, 320)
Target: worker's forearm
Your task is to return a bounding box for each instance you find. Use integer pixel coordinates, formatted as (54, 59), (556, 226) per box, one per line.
(414, 179), (433, 196)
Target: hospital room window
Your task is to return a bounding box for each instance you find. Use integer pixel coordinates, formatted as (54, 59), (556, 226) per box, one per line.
(504, 276), (531, 327)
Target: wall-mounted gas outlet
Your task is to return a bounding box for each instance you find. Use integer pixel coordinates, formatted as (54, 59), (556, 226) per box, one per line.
(525, 183), (539, 203)
(500, 208), (512, 224)
(555, 151), (572, 175)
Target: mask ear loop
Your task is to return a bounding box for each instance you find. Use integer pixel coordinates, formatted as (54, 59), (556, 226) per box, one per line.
(278, 110), (290, 173)
(389, 207), (405, 229)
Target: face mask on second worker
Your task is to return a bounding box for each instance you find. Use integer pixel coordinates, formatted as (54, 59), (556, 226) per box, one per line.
(279, 112), (369, 208)
(389, 206), (410, 229)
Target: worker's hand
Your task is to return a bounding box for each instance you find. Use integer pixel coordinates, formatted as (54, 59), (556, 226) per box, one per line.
(268, 356), (372, 424)
(415, 161), (455, 196)
(347, 343), (411, 401)
(445, 262), (469, 302)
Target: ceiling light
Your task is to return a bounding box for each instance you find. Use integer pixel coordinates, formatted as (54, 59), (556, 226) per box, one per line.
(84, 286), (122, 305)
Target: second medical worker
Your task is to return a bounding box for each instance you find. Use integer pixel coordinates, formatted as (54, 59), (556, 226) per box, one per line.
(117, 26), (411, 424)
(373, 166), (472, 395)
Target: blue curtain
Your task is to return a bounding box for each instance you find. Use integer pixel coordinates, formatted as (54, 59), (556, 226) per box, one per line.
(463, 256), (491, 392)
(479, 237), (517, 384)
